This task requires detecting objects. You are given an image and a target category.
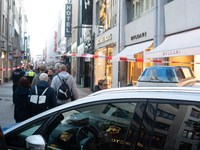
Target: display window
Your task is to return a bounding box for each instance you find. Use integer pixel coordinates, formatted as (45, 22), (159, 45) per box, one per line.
(127, 43), (154, 86)
(95, 45), (113, 88)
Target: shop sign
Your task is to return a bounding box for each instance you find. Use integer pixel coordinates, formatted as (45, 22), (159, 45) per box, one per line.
(131, 32), (147, 40)
(97, 34), (112, 45)
(163, 50), (181, 56)
(65, 1), (72, 37)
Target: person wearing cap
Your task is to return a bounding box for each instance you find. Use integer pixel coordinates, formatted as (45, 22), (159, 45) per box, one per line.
(24, 65), (35, 85)
(31, 65), (51, 87)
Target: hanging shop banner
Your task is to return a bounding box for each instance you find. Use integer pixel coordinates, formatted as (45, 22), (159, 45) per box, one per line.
(65, 2), (72, 37)
(82, 0), (93, 25)
(54, 31), (57, 53)
(45, 47), (47, 60)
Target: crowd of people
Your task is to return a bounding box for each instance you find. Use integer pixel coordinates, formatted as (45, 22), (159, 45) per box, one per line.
(12, 63), (79, 123)
(11, 63), (108, 123)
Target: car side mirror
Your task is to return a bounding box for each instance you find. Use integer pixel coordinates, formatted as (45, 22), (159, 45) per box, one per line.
(26, 135), (47, 150)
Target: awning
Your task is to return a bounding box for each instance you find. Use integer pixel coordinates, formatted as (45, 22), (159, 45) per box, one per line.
(112, 40), (153, 61)
(144, 28), (200, 58)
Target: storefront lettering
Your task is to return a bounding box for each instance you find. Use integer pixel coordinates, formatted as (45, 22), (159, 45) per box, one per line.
(163, 50), (181, 56)
(131, 32), (147, 40)
(97, 34), (112, 45)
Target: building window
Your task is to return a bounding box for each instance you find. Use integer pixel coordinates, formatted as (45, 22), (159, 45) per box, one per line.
(132, 0), (154, 21)
(97, 0), (117, 35)
(157, 109), (175, 120)
(170, 104), (179, 109)
(182, 130), (194, 139)
(2, 15), (5, 34)
(186, 120), (197, 128)
(190, 108), (200, 118)
(179, 142), (192, 150)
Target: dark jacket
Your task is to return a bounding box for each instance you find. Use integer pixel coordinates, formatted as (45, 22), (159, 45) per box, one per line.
(93, 85), (101, 93)
(52, 71), (59, 79)
(30, 80), (57, 115)
(12, 69), (24, 91)
(14, 86), (32, 123)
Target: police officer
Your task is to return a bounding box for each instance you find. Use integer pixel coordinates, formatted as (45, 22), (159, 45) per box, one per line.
(12, 67), (24, 104)
(25, 65), (35, 85)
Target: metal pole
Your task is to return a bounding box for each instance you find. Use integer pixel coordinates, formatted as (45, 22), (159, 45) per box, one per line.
(0, 0), (2, 84)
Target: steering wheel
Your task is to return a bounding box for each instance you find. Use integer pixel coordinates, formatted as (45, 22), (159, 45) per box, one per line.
(76, 126), (99, 150)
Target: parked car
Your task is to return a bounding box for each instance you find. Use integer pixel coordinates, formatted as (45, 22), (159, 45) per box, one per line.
(136, 66), (200, 87)
(3, 87), (200, 150)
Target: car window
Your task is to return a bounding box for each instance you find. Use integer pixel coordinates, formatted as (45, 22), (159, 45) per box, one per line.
(46, 102), (138, 150)
(5, 118), (48, 148)
(133, 100), (200, 150)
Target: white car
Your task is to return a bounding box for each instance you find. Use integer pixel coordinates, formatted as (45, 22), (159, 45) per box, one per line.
(3, 87), (200, 150)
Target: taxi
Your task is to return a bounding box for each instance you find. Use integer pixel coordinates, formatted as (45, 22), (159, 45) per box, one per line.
(3, 86), (200, 150)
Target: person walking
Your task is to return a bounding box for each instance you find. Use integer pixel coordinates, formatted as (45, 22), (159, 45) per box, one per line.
(31, 65), (51, 87)
(13, 77), (32, 123)
(52, 63), (60, 79)
(48, 68), (54, 80)
(12, 68), (24, 104)
(30, 73), (57, 116)
(51, 64), (79, 105)
(93, 79), (108, 93)
(25, 65), (35, 85)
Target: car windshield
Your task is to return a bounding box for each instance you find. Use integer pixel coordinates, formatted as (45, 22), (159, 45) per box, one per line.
(138, 67), (178, 83)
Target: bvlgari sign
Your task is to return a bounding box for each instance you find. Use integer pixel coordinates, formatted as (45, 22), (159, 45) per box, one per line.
(131, 32), (147, 40)
(97, 34), (112, 45)
(163, 50), (181, 56)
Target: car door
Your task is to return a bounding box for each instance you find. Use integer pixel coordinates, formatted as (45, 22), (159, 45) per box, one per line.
(35, 99), (148, 150)
(134, 99), (200, 150)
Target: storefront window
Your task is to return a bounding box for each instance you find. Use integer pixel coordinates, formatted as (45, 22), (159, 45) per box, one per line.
(95, 45), (113, 88)
(96, 0), (117, 36)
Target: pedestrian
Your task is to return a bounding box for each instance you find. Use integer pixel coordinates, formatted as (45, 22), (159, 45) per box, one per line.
(30, 73), (57, 116)
(12, 67), (24, 104)
(31, 65), (51, 87)
(13, 77), (32, 123)
(48, 68), (54, 80)
(51, 64), (79, 105)
(24, 65), (35, 85)
(52, 63), (60, 79)
(93, 79), (108, 93)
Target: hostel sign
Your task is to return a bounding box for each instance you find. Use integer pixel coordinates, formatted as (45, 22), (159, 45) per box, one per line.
(65, 1), (72, 37)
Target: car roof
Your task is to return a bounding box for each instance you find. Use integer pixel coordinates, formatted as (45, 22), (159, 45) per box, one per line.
(4, 86), (200, 134)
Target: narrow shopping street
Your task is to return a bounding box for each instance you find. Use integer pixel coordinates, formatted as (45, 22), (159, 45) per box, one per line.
(0, 81), (92, 127)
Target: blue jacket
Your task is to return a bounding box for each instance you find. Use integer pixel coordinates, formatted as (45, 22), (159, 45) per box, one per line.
(30, 80), (57, 110)
(14, 86), (32, 122)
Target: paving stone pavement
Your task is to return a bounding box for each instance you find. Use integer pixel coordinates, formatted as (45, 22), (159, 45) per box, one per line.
(0, 81), (92, 127)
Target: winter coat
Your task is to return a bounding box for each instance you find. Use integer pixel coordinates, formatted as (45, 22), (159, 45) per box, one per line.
(51, 71), (79, 105)
(12, 69), (24, 91)
(14, 86), (32, 123)
(93, 85), (101, 93)
(30, 80), (57, 116)
(31, 72), (51, 87)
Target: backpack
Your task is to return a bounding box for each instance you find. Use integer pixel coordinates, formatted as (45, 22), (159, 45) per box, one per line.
(57, 75), (71, 100)
(30, 86), (49, 115)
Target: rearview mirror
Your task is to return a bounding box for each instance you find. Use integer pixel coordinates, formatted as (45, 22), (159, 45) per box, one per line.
(26, 135), (46, 150)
